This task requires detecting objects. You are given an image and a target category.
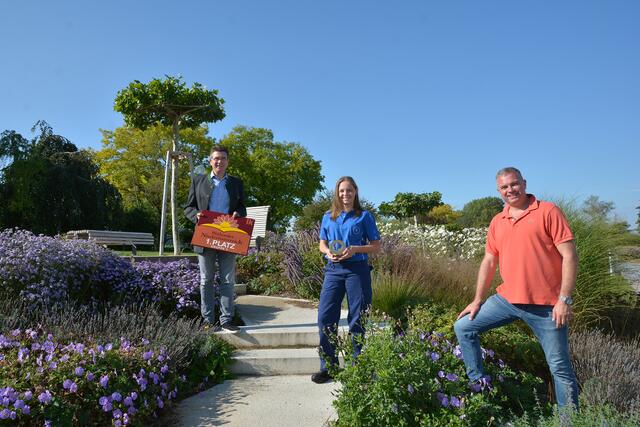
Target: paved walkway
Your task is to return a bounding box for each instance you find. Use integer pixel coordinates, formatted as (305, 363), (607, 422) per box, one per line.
(172, 295), (344, 426)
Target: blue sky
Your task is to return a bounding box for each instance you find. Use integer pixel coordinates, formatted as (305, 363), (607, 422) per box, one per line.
(1, 0), (639, 226)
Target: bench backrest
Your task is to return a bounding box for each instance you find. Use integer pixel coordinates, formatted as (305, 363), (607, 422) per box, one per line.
(66, 230), (154, 246)
(245, 206), (270, 247)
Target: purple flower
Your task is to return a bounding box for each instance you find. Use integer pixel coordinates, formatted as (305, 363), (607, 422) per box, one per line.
(102, 401), (113, 412)
(130, 391), (138, 400)
(63, 379), (73, 390)
(23, 391), (32, 401)
(70, 382), (78, 393)
(99, 396), (109, 406)
(391, 403), (399, 414)
(100, 374), (109, 388)
(38, 390), (52, 404)
(14, 399), (25, 410)
(437, 392), (449, 407)
(75, 366), (85, 376)
(113, 408), (123, 419)
(430, 352), (440, 361)
(156, 396), (164, 409)
(111, 392), (122, 402)
(44, 421), (52, 427)
(437, 370), (445, 378)
(160, 364), (169, 374)
(143, 350), (153, 361)
(86, 372), (95, 381)
(0, 409), (10, 420)
(407, 384), (414, 394)
(451, 396), (461, 407)
(446, 373), (459, 382)
(124, 396), (133, 406)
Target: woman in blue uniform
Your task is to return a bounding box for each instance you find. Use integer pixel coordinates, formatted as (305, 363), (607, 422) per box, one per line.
(311, 176), (381, 384)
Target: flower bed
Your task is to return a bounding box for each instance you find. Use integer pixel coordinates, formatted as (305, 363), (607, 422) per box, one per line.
(377, 223), (486, 260)
(0, 328), (180, 426)
(0, 229), (202, 316)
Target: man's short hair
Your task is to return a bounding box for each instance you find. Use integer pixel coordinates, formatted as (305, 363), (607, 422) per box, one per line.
(210, 144), (229, 157)
(496, 167), (524, 181)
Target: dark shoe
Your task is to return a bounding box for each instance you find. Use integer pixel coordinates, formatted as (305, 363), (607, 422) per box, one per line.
(220, 322), (239, 333)
(311, 371), (332, 384)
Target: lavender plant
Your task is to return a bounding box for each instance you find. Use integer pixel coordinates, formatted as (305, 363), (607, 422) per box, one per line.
(281, 227), (324, 299)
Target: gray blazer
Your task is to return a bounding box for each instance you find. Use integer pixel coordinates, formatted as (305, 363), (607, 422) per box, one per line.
(184, 173), (247, 253)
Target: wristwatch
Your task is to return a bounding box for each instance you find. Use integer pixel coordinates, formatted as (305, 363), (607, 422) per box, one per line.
(559, 295), (573, 305)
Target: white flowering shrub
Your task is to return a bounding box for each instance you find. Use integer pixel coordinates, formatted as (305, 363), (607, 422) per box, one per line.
(378, 223), (486, 260)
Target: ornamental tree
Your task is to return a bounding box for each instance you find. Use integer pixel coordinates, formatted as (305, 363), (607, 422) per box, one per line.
(379, 192), (443, 226)
(114, 75), (225, 254)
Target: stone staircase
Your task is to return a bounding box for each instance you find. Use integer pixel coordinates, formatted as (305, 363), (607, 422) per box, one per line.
(218, 294), (347, 376)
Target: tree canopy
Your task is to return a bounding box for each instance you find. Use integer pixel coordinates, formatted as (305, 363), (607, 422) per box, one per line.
(379, 192), (443, 225)
(0, 122), (123, 234)
(582, 195), (615, 222)
(95, 124), (211, 212)
(114, 75), (225, 130)
(219, 126), (324, 231)
(457, 196), (503, 228)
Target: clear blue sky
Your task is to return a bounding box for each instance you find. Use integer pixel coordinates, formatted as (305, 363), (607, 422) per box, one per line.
(1, 0), (639, 226)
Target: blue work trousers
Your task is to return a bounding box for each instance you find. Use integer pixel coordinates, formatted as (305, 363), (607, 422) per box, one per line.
(454, 293), (579, 408)
(317, 261), (372, 371)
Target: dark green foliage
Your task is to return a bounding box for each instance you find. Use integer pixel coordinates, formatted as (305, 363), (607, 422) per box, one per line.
(293, 190), (377, 231)
(457, 196), (504, 228)
(0, 121), (124, 234)
(236, 251), (286, 295)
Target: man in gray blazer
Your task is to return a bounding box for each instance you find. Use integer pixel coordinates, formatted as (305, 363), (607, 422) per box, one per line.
(185, 144), (247, 332)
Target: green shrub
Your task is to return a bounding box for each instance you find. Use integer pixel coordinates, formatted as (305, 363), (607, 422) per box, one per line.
(332, 321), (546, 426)
(408, 303), (549, 384)
(236, 251), (286, 295)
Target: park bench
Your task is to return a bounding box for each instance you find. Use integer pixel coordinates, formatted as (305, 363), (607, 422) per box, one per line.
(246, 205), (270, 250)
(66, 230), (154, 255)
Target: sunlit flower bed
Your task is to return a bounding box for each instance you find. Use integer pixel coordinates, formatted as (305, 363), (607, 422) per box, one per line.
(0, 229), (202, 316)
(377, 223), (486, 260)
(0, 328), (181, 426)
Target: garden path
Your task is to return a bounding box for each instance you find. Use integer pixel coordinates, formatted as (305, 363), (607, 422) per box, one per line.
(172, 295), (346, 426)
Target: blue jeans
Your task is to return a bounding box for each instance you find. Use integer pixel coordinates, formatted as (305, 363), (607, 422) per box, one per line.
(454, 294), (578, 408)
(317, 261), (372, 371)
(198, 248), (236, 325)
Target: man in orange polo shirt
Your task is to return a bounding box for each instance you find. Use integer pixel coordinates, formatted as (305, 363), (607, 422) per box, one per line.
(454, 167), (579, 408)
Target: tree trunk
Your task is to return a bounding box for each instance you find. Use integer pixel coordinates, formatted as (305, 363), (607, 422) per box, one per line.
(171, 119), (180, 255)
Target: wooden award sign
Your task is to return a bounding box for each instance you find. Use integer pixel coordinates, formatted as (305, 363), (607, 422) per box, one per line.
(191, 211), (255, 256)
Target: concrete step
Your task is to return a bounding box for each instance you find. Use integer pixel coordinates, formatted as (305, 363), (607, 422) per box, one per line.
(231, 347), (344, 376)
(220, 323), (350, 348)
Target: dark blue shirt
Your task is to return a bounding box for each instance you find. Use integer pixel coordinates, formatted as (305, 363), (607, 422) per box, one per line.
(320, 210), (380, 263)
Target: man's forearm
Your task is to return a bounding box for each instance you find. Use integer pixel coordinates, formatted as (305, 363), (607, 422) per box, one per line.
(473, 255), (497, 302)
(557, 241), (578, 297)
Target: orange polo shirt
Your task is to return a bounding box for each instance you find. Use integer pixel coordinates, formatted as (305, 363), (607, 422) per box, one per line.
(486, 195), (574, 305)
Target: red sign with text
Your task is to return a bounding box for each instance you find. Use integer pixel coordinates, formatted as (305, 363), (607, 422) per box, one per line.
(191, 211), (255, 256)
